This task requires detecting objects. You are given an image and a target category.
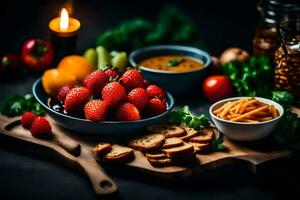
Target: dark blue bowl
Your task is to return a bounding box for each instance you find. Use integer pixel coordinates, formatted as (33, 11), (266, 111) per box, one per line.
(129, 45), (211, 96)
(32, 79), (174, 136)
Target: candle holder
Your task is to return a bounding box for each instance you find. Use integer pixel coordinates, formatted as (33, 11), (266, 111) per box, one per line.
(49, 9), (80, 64)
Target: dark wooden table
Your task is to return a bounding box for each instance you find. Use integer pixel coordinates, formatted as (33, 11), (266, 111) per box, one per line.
(1, 0), (300, 199)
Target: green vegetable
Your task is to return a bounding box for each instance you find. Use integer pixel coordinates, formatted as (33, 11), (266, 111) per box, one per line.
(96, 5), (205, 52)
(166, 59), (184, 67)
(111, 51), (127, 72)
(223, 55), (294, 108)
(83, 48), (98, 67)
(212, 134), (225, 151)
(96, 46), (111, 71)
(97, 19), (152, 52)
(271, 91), (294, 108)
(273, 110), (300, 151)
(0, 94), (45, 117)
(170, 106), (209, 130)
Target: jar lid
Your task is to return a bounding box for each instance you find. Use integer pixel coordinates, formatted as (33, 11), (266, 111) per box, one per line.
(259, 0), (300, 24)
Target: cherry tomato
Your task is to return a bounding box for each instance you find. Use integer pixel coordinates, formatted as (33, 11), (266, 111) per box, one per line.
(22, 39), (55, 71)
(202, 75), (233, 102)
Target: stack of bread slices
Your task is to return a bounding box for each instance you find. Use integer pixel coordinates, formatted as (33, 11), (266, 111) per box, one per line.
(93, 124), (216, 167)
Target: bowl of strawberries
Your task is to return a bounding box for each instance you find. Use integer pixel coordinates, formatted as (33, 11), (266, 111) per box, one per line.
(32, 68), (174, 136)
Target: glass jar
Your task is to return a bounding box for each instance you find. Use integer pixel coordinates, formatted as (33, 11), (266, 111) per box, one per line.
(275, 20), (300, 102)
(252, 0), (300, 57)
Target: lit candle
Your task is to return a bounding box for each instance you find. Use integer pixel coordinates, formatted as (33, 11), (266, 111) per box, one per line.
(49, 8), (81, 62)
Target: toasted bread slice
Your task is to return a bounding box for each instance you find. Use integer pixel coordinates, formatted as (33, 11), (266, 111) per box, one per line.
(129, 133), (165, 151)
(147, 124), (186, 138)
(94, 143), (112, 157)
(179, 126), (199, 141)
(146, 153), (168, 159)
(103, 145), (134, 164)
(162, 137), (184, 149)
(162, 142), (195, 158)
(147, 157), (173, 167)
(190, 128), (215, 143)
(189, 142), (211, 153)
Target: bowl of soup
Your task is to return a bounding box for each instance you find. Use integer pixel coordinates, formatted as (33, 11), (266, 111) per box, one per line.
(129, 45), (211, 95)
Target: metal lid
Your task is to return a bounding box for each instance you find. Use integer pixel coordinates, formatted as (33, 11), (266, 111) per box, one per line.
(259, 0), (300, 24)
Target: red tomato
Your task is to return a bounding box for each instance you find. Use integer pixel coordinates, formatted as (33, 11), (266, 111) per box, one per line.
(22, 39), (55, 71)
(202, 75), (233, 102)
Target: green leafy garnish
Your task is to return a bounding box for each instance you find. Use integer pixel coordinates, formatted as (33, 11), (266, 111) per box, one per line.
(271, 91), (294, 108)
(212, 134), (225, 151)
(0, 94), (45, 117)
(96, 5), (205, 52)
(223, 55), (294, 108)
(273, 110), (300, 151)
(170, 106), (209, 130)
(166, 59), (184, 67)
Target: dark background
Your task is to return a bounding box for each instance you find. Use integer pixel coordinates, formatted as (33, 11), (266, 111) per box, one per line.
(2, 1), (299, 200)
(0, 0), (258, 56)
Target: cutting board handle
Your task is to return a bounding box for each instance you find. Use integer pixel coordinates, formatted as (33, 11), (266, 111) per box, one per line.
(78, 159), (118, 195)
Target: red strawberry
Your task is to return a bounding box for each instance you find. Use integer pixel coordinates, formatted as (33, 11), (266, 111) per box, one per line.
(146, 84), (166, 100)
(64, 87), (91, 114)
(102, 81), (126, 108)
(31, 117), (52, 137)
(127, 87), (149, 111)
(57, 85), (73, 103)
(84, 100), (108, 122)
(105, 69), (119, 80)
(121, 69), (144, 89)
(145, 98), (167, 116)
(21, 112), (37, 128)
(115, 102), (141, 121)
(83, 70), (109, 96)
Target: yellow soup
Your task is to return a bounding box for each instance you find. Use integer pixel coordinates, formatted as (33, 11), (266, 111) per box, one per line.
(139, 55), (204, 72)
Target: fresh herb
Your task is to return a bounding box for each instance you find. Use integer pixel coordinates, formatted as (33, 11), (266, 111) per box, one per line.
(166, 59), (184, 67)
(170, 106), (209, 130)
(223, 55), (294, 108)
(273, 110), (300, 151)
(0, 94), (45, 117)
(271, 91), (294, 108)
(212, 134), (225, 151)
(96, 5), (205, 52)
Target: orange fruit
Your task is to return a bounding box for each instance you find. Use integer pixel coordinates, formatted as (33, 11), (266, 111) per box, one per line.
(42, 68), (77, 97)
(58, 55), (95, 83)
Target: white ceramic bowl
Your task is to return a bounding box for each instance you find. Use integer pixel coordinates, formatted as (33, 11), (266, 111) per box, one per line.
(209, 97), (284, 141)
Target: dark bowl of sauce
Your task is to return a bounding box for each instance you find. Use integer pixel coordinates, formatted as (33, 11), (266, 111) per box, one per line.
(129, 45), (211, 96)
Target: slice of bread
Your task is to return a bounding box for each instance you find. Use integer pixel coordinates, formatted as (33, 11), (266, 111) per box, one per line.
(146, 153), (168, 159)
(179, 126), (199, 141)
(94, 143), (112, 157)
(190, 128), (215, 143)
(129, 133), (165, 151)
(103, 144), (134, 163)
(162, 142), (195, 158)
(147, 124), (186, 138)
(189, 142), (211, 153)
(147, 157), (173, 167)
(162, 137), (184, 149)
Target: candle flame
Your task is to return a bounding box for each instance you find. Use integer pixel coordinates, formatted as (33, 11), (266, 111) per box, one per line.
(60, 8), (69, 31)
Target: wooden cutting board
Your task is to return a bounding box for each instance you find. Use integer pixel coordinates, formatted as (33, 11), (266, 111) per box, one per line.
(0, 113), (295, 193)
